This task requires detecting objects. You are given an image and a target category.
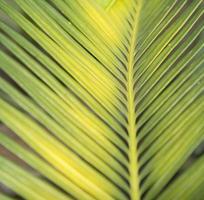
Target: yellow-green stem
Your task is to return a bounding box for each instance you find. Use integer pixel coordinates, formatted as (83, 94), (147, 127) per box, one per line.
(127, 1), (142, 200)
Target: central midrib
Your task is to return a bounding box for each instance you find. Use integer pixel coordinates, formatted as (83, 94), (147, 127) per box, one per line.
(126, 2), (142, 200)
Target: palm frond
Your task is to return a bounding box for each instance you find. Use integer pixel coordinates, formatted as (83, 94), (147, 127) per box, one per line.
(0, 0), (203, 199)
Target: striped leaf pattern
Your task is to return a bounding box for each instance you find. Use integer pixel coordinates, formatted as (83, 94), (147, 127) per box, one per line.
(0, 0), (203, 199)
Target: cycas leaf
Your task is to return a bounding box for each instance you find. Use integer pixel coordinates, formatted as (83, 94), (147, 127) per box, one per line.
(0, 0), (203, 200)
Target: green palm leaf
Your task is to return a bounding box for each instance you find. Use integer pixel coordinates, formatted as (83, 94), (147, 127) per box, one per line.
(0, 0), (203, 199)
